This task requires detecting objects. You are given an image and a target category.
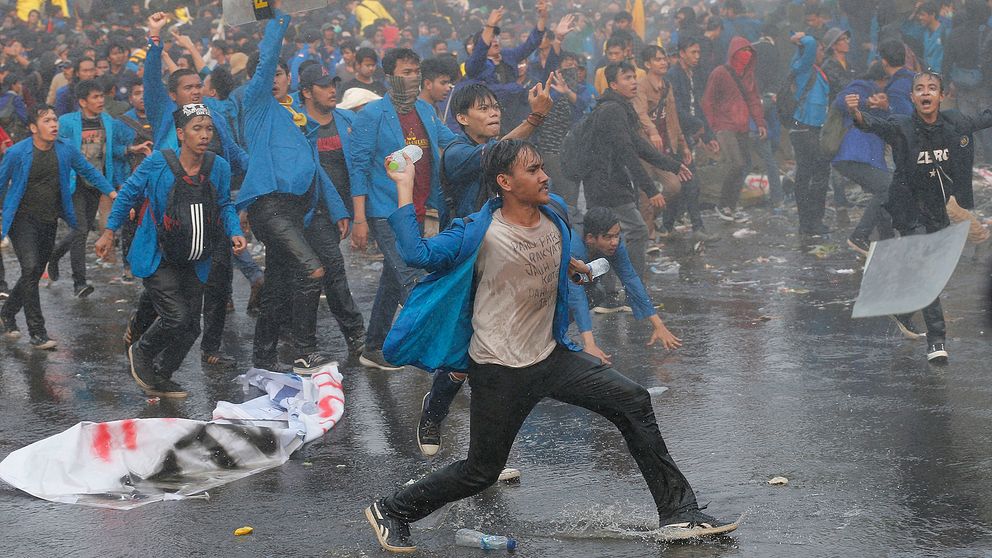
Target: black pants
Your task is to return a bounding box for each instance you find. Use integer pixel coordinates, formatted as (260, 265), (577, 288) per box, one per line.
(832, 161), (894, 242)
(248, 193), (322, 364)
(789, 127), (831, 234)
(663, 166), (704, 231)
(305, 209), (364, 342)
(1, 215), (58, 337)
(897, 227), (947, 345)
(50, 185), (101, 287)
(382, 346), (699, 523)
(200, 235), (233, 354)
(135, 261), (204, 377)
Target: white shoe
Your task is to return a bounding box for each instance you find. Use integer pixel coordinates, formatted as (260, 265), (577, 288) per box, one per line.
(498, 467), (521, 483)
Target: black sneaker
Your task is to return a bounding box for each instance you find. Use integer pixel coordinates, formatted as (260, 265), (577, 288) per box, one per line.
(364, 499), (416, 553)
(891, 315), (926, 340)
(202, 351), (238, 370)
(30, 335), (57, 350)
(927, 342), (948, 364)
(359, 349), (404, 371)
(660, 507), (738, 538)
(847, 236), (870, 256)
(346, 331), (366, 356)
(253, 359), (294, 374)
(293, 352), (333, 375)
(74, 283), (94, 298)
(147, 377), (189, 398)
(128, 345), (162, 392)
(417, 393), (441, 457)
(47, 261), (60, 282)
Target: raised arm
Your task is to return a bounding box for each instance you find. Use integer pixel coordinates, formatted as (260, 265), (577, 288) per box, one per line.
(245, 11), (291, 108)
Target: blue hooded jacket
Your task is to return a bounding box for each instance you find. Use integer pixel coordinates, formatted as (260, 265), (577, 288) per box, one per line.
(348, 95), (457, 219)
(143, 39), (248, 175)
(0, 138), (114, 237)
(885, 67), (914, 116)
(383, 196), (581, 371)
(831, 79), (889, 170)
(57, 111), (130, 191)
(233, 11), (349, 224)
(791, 35), (830, 126)
(105, 150), (243, 282)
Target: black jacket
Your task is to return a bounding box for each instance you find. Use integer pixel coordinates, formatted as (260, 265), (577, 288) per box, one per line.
(581, 89), (682, 209)
(857, 108), (992, 233)
(668, 62), (713, 144)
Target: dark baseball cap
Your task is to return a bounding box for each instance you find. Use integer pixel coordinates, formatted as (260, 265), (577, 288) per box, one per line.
(299, 64), (339, 90)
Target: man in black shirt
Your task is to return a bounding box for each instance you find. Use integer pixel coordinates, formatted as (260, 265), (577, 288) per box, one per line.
(299, 65), (365, 355)
(1, 105), (115, 349)
(338, 47), (387, 101)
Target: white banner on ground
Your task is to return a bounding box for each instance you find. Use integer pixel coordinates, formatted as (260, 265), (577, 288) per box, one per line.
(0, 364), (344, 509)
(222, 0), (331, 26)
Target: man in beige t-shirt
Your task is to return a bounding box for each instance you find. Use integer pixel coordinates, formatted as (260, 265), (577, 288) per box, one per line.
(364, 139), (735, 554)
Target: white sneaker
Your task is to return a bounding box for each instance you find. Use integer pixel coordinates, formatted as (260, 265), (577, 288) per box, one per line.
(498, 467), (521, 483)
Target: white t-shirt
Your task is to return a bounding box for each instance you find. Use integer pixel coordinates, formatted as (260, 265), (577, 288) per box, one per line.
(468, 209), (562, 368)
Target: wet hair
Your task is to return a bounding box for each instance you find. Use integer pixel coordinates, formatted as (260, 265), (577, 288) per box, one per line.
(420, 56), (459, 84)
(451, 82), (498, 124)
(382, 47), (420, 75)
(678, 35), (702, 53)
(640, 45), (667, 66)
(28, 104), (56, 126)
(355, 47), (379, 67)
(878, 39), (906, 68)
(614, 11), (633, 23)
(916, 2), (939, 16)
(168, 68), (200, 93)
(863, 61), (888, 82)
(560, 50), (581, 66)
(481, 139), (542, 198)
(339, 39), (358, 53)
(1, 71), (22, 92)
(583, 207), (621, 238)
(605, 61), (636, 85)
(913, 70), (944, 92)
(74, 79), (103, 102)
(706, 17), (724, 32)
(246, 51), (260, 78)
(676, 6), (696, 25)
(209, 66), (236, 100)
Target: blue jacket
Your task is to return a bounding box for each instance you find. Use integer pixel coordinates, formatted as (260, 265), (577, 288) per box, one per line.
(442, 134), (496, 219)
(383, 196), (581, 371)
(143, 40), (248, 175)
(54, 84), (76, 116)
(791, 35), (830, 126)
(567, 233), (655, 333)
(831, 80), (889, 170)
(234, 12), (349, 225)
(300, 107), (355, 222)
(105, 150), (243, 282)
(348, 95), (457, 219)
(57, 111), (129, 191)
(0, 138), (114, 237)
(885, 67), (914, 116)
(923, 25), (946, 73)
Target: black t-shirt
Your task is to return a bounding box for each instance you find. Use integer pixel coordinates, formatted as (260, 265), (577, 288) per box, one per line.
(19, 146), (60, 223)
(316, 121), (353, 214)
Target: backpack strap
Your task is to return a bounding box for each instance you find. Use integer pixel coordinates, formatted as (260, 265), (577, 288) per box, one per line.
(544, 197), (572, 232)
(162, 149), (184, 179)
(118, 114), (153, 142)
(200, 151), (216, 181)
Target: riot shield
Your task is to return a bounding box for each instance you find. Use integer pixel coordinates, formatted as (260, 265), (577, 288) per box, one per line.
(222, 0), (331, 26)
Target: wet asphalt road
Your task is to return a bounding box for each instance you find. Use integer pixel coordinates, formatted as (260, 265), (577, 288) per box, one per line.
(1, 204), (991, 558)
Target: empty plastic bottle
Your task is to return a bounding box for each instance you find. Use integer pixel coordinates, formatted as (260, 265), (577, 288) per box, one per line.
(454, 528), (517, 550)
(572, 257), (611, 283)
(386, 145), (424, 171)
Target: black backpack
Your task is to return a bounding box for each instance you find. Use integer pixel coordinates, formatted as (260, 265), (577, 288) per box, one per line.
(776, 68), (818, 128)
(158, 150), (220, 263)
(0, 93), (28, 143)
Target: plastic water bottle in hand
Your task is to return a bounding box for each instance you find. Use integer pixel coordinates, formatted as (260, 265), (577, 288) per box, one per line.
(572, 257), (611, 283)
(387, 145), (423, 171)
(454, 528), (517, 550)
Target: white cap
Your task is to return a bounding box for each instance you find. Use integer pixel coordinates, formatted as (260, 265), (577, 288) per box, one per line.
(339, 88), (382, 110)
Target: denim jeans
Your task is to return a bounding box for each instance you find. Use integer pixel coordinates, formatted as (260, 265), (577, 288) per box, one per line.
(49, 185), (101, 287)
(832, 161), (894, 241)
(789, 127), (831, 233)
(1, 214), (58, 337)
(366, 217), (425, 351)
(382, 346), (700, 523)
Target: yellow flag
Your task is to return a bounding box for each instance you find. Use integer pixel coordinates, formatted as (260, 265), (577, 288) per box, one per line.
(626, 0), (645, 40)
(17, 0), (70, 21)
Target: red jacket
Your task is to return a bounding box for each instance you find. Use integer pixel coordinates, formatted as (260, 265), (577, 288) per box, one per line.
(701, 36), (766, 134)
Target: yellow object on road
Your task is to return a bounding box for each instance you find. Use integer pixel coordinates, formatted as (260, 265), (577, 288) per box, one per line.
(234, 526), (254, 536)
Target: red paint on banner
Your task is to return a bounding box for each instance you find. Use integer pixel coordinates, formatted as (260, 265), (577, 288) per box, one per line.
(317, 395), (344, 418)
(121, 419), (138, 450)
(92, 423), (112, 461)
